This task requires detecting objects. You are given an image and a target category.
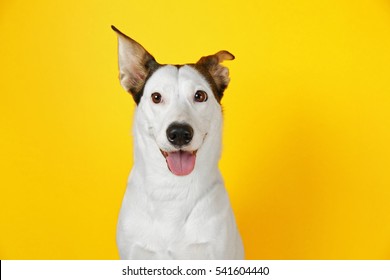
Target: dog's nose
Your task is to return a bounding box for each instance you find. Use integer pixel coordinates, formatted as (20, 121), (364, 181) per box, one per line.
(166, 123), (194, 147)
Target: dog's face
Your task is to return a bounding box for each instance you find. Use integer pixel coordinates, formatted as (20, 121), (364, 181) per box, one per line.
(112, 26), (234, 176)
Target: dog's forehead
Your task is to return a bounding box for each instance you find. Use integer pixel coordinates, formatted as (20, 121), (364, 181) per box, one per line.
(145, 65), (210, 92)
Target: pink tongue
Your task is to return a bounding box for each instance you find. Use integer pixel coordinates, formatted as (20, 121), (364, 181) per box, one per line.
(166, 151), (196, 176)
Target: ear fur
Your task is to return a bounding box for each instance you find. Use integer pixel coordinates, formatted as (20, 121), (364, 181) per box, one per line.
(196, 51), (235, 96)
(111, 25), (159, 103)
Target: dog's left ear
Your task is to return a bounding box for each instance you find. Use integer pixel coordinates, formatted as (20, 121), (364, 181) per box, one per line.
(112, 25), (159, 104)
(196, 51), (235, 99)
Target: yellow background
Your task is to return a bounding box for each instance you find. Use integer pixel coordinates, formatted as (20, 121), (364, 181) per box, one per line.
(1, 0), (390, 259)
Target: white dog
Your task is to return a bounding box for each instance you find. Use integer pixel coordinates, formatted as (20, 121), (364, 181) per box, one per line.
(112, 26), (244, 259)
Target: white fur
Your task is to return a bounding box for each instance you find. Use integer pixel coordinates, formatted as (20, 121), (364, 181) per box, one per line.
(117, 65), (244, 259)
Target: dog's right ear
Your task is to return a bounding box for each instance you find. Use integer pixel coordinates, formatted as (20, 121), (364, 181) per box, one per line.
(196, 51), (235, 101)
(112, 25), (159, 104)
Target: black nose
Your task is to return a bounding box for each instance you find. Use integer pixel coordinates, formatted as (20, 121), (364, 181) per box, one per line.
(166, 123), (194, 147)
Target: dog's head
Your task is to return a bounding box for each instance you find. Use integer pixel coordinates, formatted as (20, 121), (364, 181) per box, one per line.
(112, 26), (234, 176)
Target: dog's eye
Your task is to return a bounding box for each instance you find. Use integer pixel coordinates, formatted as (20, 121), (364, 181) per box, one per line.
(151, 92), (162, 104)
(194, 90), (208, 102)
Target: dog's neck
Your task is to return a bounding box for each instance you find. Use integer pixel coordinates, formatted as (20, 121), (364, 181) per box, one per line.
(130, 109), (224, 201)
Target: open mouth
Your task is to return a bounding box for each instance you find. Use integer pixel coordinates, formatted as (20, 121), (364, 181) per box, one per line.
(160, 150), (197, 176)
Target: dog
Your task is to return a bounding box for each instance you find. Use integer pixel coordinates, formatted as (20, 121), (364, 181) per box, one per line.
(112, 25), (244, 259)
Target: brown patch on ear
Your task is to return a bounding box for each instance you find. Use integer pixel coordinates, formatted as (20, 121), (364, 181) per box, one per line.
(196, 51), (235, 100)
(111, 25), (160, 104)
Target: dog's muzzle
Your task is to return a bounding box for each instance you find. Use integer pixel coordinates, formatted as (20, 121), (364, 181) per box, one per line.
(161, 122), (196, 176)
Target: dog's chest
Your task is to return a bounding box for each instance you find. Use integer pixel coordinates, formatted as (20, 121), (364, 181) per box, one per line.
(117, 181), (232, 258)
(131, 194), (213, 241)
